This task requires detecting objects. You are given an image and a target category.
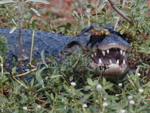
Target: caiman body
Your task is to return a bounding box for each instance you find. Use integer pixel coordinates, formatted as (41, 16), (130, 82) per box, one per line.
(0, 24), (131, 79)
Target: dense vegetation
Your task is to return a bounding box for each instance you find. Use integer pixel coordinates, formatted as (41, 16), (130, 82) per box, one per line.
(0, 0), (150, 112)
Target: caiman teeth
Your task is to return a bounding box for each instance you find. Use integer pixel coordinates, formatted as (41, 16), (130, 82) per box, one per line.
(120, 49), (123, 55)
(99, 58), (102, 63)
(102, 51), (105, 56)
(123, 51), (126, 56)
(123, 59), (125, 64)
(116, 59), (119, 65)
(106, 50), (109, 54)
(109, 59), (112, 64)
(91, 48), (127, 66)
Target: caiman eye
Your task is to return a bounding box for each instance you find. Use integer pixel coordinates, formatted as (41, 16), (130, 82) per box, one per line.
(62, 41), (83, 55)
(66, 41), (82, 48)
(87, 29), (110, 47)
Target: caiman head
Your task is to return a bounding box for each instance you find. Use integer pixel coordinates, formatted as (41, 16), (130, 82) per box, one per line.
(61, 24), (132, 80)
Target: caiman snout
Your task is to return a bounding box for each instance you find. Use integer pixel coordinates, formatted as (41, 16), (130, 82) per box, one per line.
(62, 24), (132, 80)
(89, 33), (131, 79)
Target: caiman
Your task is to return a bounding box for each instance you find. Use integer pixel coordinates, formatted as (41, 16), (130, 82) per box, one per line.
(0, 23), (131, 80)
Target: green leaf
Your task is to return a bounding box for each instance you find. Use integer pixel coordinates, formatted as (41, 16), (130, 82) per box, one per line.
(72, 59), (79, 68)
(98, 0), (107, 12)
(49, 54), (56, 63)
(30, 8), (41, 17)
(77, 94), (92, 104)
(0, 0), (15, 4)
(30, 78), (34, 88)
(0, 38), (7, 47)
(12, 66), (17, 75)
(41, 50), (48, 68)
(134, 0), (141, 9)
(26, 0), (49, 4)
(63, 84), (70, 92)
(50, 93), (54, 100)
(36, 67), (46, 88)
(85, 8), (91, 13)
(93, 80), (99, 86)
(12, 19), (17, 26)
(9, 27), (17, 34)
(87, 78), (94, 86)
(32, 20), (36, 30)
(135, 66), (141, 76)
(84, 86), (92, 91)
(96, 0), (100, 6)
(73, 10), (80, 19)
(21, 93), (28, 104)
(131, 0), (136, 6)
(137, 105), (148, 112)
(50, 75), (61, 78)
(120, 8), (130, 15)
(13, 85), (23, 94)
(102, 84), (114, 90)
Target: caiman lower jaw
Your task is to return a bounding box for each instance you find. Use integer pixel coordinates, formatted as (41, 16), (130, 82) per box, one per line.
(89, 48), (129, 78)
(90, 62), (128, 78)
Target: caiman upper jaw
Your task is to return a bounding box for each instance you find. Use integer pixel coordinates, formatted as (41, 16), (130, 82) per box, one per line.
(91, 48), (127, 65)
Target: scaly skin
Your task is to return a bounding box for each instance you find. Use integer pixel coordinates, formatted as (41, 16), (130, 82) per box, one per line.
(0, 23), (131, 80)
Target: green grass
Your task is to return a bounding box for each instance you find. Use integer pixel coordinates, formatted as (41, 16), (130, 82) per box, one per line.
(0, 0), (150, 112)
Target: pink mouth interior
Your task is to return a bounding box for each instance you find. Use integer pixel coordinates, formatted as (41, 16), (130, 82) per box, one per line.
(92, 49), (124, 65)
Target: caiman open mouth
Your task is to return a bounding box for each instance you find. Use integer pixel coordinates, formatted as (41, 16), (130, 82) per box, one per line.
(89, 47), (129, 78)
(91, 48), (126, 66)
